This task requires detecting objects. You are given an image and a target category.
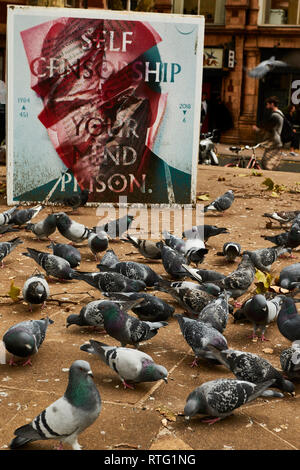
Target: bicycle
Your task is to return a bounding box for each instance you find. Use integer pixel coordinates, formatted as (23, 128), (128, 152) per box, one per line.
(224, 143), (263, 169)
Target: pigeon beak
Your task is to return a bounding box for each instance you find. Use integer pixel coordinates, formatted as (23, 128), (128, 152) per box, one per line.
(185, 416), (190, 421)
(87, 370), (94, 378)
(290, 391), (296, 397)
(163, 377), (168, 384)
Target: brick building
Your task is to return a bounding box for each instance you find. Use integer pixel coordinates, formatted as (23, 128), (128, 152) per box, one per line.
(1, 0), (300, 144)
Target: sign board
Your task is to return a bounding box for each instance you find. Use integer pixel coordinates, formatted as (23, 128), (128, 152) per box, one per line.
(203, 48), (223, 69)
(6, 7), (204, 205)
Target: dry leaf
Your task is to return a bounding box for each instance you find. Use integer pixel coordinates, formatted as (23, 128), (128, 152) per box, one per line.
(197, 194), (210, 201)
(8, 281), (21, 302)
(269, 285), (289, 294)
(262, 177), (274, 190)
(155, 405), (177, 422)
(262, 348), (274, 354)
(254, 270), (273, 293)
(270, 191), (279, 198)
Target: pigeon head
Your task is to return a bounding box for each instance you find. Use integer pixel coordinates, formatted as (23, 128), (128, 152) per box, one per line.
(54, 212), (71, 230)
(141, 360), (168, 383)
(209, 334), (228, 351)
(66, 314), (82, 328)
(184, 388), (205, 417)
(280, 379), (295, 396)
(64, 360), (99, 410)
(3, 329), (36, 358)
(185, 248), (208, 265)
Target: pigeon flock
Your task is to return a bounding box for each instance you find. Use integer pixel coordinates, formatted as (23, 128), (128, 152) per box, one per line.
(0, 187), (299, 451)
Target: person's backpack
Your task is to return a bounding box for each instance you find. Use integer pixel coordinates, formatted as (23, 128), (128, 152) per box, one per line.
(272, 110), (294, 144)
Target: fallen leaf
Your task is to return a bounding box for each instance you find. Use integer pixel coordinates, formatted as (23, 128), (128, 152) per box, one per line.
(155, 405), (177, 422)
(251, 171), (263, 177)
(197, 194), (210, 201)
(262, 348), (274, 354)
(262, 177), (274, 190)
(270, 191), (279, 198)
(269, 285), (289, 294)
(8, 281), (21, 302)
(254, 270), (273, 293)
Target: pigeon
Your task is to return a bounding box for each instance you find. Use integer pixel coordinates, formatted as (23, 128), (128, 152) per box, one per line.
(69, 270), (146, 293)
(183, 378), (276, 424)
(162, 230), (186, 254)
(247, 56), (287, 80)
(0, 225), (20, 236)
(88, 231), (109, 261)
(3, 317), (54, 366)
(124, 234), (162, 260)
(9, 360), (101, 450)
(183, 225), (229, 242)
(196, 292), (230, 333)
(263, 210), (300, 228)
(263, 221), (300, 250)
(182, 265), (226, 283)
(66, 298), (141, 330)
(99, 249), (120, 268)
(203, 190), (234, 214)
(280, 341), (300, 380)
(97, 260), (162, 287)
(217, 242), (241, 263)
(9, 205), (43, 226)
(94, 300), (168, 348)
(23, 248), (75, 280)
(0, 205), (20, 226)
(183, 229), (208, 266)
(156, 281), (217, 318)
(25, 214), (57, 240)
(279, 263), (300, 290)
(22, 273), (50, 311)
(277, 296), (300, 342)
(54, 189), (90, 211)
(208, 346), (295, 396)
(236, 294), (283, 341)
(95, 214), (134, 238)
(168, 280), (205, 291)
(174, 314), (228, 366)
(80, 340), (168, 389)
(54, 212), (92, 244)
(201, 253), (256, 299)
(0, 237), (23, 267)
(157, 241), (187, 279)
(103, 292), (175, 322)
(243, 246), (290, 272)
(47, 241), (81, 268)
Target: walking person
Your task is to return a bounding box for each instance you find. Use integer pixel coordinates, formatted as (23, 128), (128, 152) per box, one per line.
(253, 96), (284, 171)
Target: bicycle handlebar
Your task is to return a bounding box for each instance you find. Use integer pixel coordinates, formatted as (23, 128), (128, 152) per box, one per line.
(244, 143), (263, 150)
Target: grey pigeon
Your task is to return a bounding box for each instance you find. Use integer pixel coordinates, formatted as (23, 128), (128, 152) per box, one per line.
(280, 341), (300, 380)
(54, 212), (91, 243)
(124, 234), (162, 260)
(184, 378), (275, 424)
(80, 340), (168, 389)
(95, 300), (168, 348)
(174, 314), (228, 367)
(0, 237), (23, 267)
(157, 241), (187, 279)
(201, 253), (256, 299)
(183, 229), (208, 266)
(156, 280), (217, 318)
(99, 249), (120, 268)
(279, 263), (300, 290)
(217, 242), (241, 263)
(47, 241), (81, 268)
(203, 190), (234, 214)
(243, 246), (289, 272)
(0, 225), (20, 235)
(263, 210), (300, 228)
(9, 205), (43, 226)
(103, 291), (174, 322)
(208, 346), (295, 396)
(22, 273), (50, 311)
(277, 296), (300, 342)
(88, 231), (109, 261)
(236, 294), (283, 341)
(69, 270), (146, 293)
(248, 56), (287, 80)
(183, 224), (229, 243)
(23, 248), (75, 280)
(95, 214), (134, 238)
(9, 360), (101, 450)
(97, 260), (162, 287)
(0, 205), (19, 226)
(162, 230), (186, 254)
(262, 221), (300, 250)
(3, 316), (54, 366)
(54, 189), (90, 211)
(196, 291), (230, 333)
(25, 214), (57, 240)
(182, 264), (226, 283)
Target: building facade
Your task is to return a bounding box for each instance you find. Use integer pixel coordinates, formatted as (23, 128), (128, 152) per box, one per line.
(1, 0), (300, 143)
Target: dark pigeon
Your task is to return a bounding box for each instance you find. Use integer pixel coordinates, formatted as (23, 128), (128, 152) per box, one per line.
(203, 190), (234, 214)
(124, 234), (162, 260)
(263, 210), (300, 228)
(25, 214), (57, 240)
(9, 205), (43, 226)
(182, 265), (226, 283)
(279, 263), (300, 290)
(196, 291), (230, 333)
(3, 317), (54, 366)
(69, 270), (146, 293)
(162, 230), (186, 254)
(95, 214), (134, 238)
(216, 242), (241, 263)
(47, 241), (81, 268)
(280, 341), (300, 380)
(23, 248), (75, 280)
(183, 225), (229, 242)
(99, 249), (120, 268)
(97, 260), (162, 287)
(157, 241), (187, 279)
(277, 296), (300, 342)
(53, 189), (90, 211)
(9, 360), (101, 450)
(22, 273), (50, 311)
(0, 237), (23, 267)
(243, 246), (290, 272)
(88, 231), (109, 261)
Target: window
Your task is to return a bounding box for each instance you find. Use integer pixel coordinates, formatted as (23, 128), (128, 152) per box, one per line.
(261, 0), (300, 25)
(173, 0), (226, 24)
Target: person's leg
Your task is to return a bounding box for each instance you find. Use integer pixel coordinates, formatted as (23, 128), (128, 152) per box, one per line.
(261, 147), (282, 170)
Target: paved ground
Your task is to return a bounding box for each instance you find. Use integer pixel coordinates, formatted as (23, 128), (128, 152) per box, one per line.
(0, 164), (299, 451)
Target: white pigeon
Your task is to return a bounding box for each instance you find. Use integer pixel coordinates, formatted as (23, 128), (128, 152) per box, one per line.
(248, 56), (288, 80)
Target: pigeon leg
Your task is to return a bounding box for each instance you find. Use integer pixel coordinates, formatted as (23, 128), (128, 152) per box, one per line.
(201, 416), (222, 425)
(41, 302), (47, 310)
(234, 301), (242, 308)
(22, 357), (33, 367)
(260, 333), (269, 342)
(121, 379), (135, 390)
(8, 356), (19, 366)
(190, 357), (199, 368)
(28, 304), (33, 312)
(54, 442), (64, 450)
(1, 261), (4, 268)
